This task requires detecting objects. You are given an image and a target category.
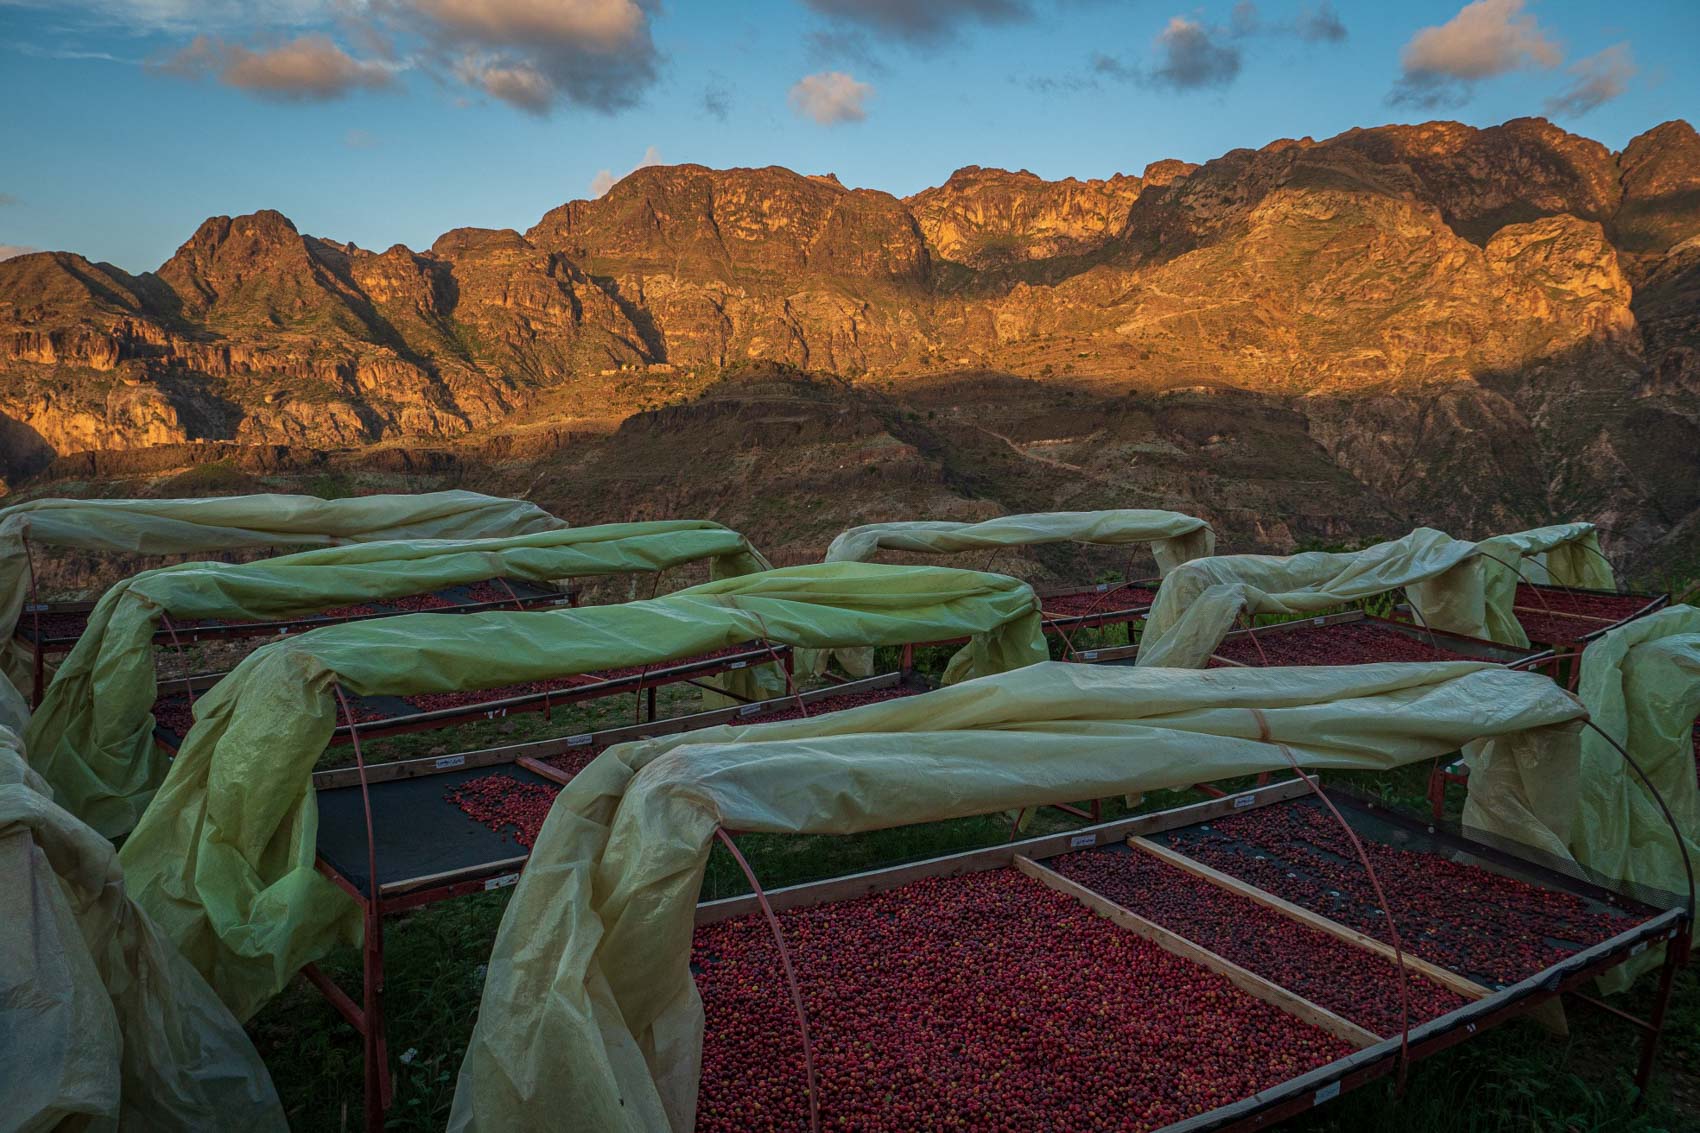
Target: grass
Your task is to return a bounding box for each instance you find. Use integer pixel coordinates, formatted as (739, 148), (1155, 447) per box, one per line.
(249, 650), (1700, 1132)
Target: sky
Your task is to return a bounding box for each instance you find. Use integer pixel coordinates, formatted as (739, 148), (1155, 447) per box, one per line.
(1, 0), (1695, 272)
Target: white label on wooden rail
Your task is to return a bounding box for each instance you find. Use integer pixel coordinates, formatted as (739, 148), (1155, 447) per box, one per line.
(739, 704), (762, 717)
(1313, 1082), (1341, 1105)
(568, 734), (593, 747)
(1312, 616), (1327, 627)
(729, 660), (748, 669)
(484, 873), (520, 892)
(435, 755), (466, 770)
(1632, 941), (1649, 956)
(24, 603), (48, 613)
(1234, 794), (1257, 808)
(1069, 834), (1097, 848)
(1080, 650), (1098, 661)
(1096, 583), (1109, 592)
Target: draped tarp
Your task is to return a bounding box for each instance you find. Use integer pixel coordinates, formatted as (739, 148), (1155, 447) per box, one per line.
(1135, 528), (1489, 669)
(1465, 605), (1700, 903)
(823, 509), (1215, 574)
(818, 509), (1213, 673)
(120, 562), (1045, 1021)
(1463, 605), (1700, 991)
(25, 521), (770, 840)
(1476, 523), (1617, 648)
(1, 490), (565, 711)
(442, 661), (1585, 1132)
(0, 724), (285, 1133)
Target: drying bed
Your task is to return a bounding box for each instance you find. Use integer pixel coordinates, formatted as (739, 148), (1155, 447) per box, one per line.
(1512, 582), (1666, 647)
(692, 867), (1355, 1133)
(1209, 617), (1528, 669)
(1039, 579), (1161, 628)
(1148, 796), (1635, 989)
(13, 577), (566, 653)
(150, 641), (791, 750)
(690, 779), (1685, 1133)
(1051, 845), (1470, 1036)
(307, 672), (930, 901)
(542, 682), (924, 779)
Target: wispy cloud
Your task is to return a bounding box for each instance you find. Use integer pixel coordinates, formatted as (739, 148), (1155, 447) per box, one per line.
(155, 33), (398, 100)
(702, 78), (730, 120)
(0, 245), (40, 261)
(401, 0), (660, 115)
(788, 69), (872, 125)
(0, 194), (19, 207)
(1389, 0), (1560, 108)
(1544, 44), (1635, 119)
(588, 144), (663, 199)
(799, 0), (1030, 48)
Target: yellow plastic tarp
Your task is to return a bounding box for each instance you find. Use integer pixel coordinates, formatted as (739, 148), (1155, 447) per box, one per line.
(1477, 523), (1616, 648)
(1, 490), (565, 714)
(26, 521), (768, 840)
(444, 661), (1585, 1132)
(1136, 528), (1489, 669)
(823, 509), (1215, 574)
(819, 509), (1213, 673)
(120, 562), (1045, 1021)
(1465, 605), (1700, 902)
(0, 724), (285, 1132)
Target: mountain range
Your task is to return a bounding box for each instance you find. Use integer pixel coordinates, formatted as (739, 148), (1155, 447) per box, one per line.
(4, 116), (1699, 577)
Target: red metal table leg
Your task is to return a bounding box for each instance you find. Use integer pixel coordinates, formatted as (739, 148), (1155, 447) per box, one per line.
(1634, 935), (1683, 1105)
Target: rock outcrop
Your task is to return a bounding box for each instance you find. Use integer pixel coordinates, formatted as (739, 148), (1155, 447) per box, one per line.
(4, 117), (1700, 573)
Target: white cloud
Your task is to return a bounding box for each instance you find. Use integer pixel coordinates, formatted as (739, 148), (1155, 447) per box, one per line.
(404, 0), (659, 114)
(800, 0), (1030, 47)
(588, 144), (663, 198)
(1545, 44), (1635, 119)
(157, 33), (398, 100)
(788, 70), (871, 125)
(1390, 0), (1560, 108)
(57, 0), (662, 115)
(1150, 16), (1240, 90)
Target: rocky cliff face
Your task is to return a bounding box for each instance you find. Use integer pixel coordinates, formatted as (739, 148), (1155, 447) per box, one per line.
(906, 165), (1144, 271)
(4, 117), (1700, 572)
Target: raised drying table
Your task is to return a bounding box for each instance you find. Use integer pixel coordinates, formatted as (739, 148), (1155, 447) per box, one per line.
(690, 778), (1686, 1133)
(20, 576), (572, 708)
(302, 669), (932, 1131)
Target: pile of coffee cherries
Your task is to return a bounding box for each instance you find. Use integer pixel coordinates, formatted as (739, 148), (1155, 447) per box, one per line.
(1213, 622), (1473, 667)
(1167, 804), (1626, 986)
(314, 603), (381, 621)
(1513, 584), (1648, 621)
(692, 868), (1353, 1131)
(1053, 849), (1468, 1035)
(401, 674), (597, 715)
(388, 591), (457, 613)
(1042, 588), (1159, 618)
(746, 686), (919, 725)
(443, 772), (562, 848)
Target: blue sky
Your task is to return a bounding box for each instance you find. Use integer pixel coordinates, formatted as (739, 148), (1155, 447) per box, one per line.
(1, 0), (1695, 272)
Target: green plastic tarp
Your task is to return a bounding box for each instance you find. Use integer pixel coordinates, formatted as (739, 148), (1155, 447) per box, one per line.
(1, 490), (565, 718)
(442, 660), (1585, 1132)
(25, 521), (769, 840)
(823, 509), (1215, 574)
(0, 723), (285, 1132)
(1465, 605), (1700, 903)
(819, 509), (1213, 673)
(1136, 528), (1489, 669)
(1477, 523), (1616, 648)
(1463, 605), (1699, 991)
(120, 562), (1045, 1021)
